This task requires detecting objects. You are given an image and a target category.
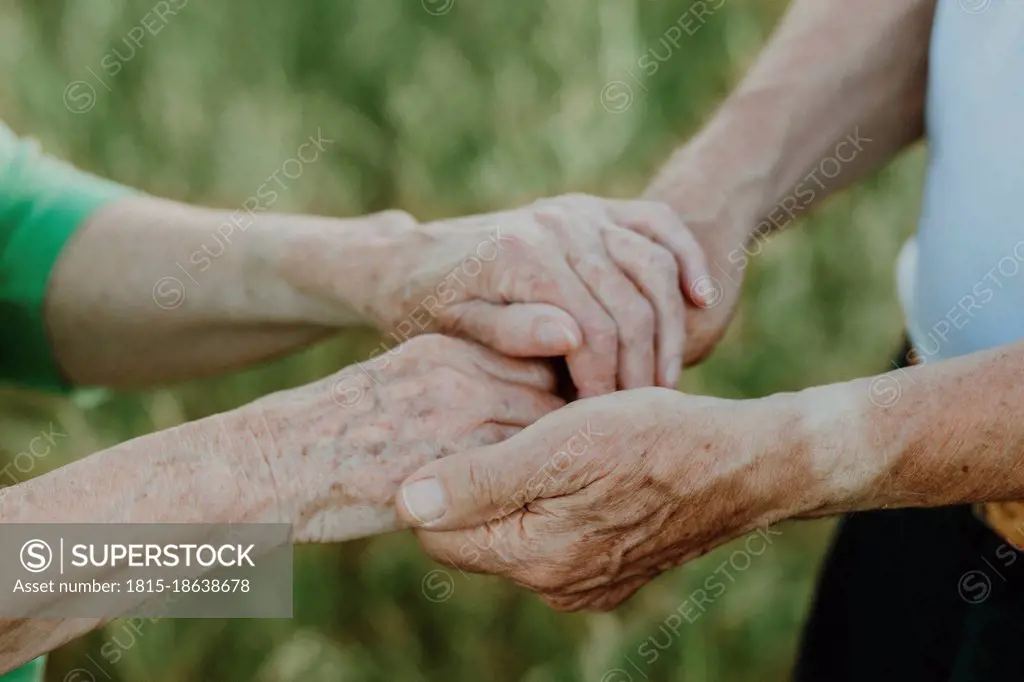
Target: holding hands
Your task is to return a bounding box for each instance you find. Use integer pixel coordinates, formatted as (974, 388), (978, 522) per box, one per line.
(261, 190), (761, 609)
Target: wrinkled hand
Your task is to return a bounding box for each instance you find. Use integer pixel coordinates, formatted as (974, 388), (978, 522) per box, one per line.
(231, 334), (563, 544)
(395, 387), (808, 610)
(415, 195), (713, 396)
(287, 195), (710, 397)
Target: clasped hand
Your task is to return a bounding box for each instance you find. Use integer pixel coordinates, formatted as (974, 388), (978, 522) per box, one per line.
(396, 388), (811, 611)
(255, 192), (789, 609)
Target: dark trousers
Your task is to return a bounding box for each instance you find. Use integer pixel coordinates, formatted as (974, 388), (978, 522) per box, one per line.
(793, 348), (1024, 681)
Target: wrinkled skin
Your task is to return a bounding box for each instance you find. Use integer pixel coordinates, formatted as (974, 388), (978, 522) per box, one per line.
(397, 387), (807, 611)
(230, 334), (564, 544)
(284, 194), (710, 397)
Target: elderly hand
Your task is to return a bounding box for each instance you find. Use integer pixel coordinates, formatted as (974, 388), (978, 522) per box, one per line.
(230, 334), (563, 544)
(395, 386), (815, 611)
(279, 195), (710, 397)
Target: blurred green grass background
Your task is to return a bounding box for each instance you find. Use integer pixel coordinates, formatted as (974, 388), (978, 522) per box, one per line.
(0, 0), (926, 680)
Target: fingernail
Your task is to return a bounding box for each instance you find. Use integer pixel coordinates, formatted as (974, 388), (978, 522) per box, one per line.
(401, 478), (447, 525)
(691, 286), (708, 308)
(690, 277), (716, 308)
(663, 359), (681, 387)
(536, 320), (580, 350)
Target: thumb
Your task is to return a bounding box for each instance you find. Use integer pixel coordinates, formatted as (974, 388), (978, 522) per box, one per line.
(442, 301), (581, 357)
(396, 437), (545, 531)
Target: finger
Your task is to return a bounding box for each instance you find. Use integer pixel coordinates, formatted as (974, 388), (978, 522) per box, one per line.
(492, 241), (618, 398)
(603, 229), (686, 388)
(442, 300), (582, 357)
(472, 379), (565, 426)
(397, 435), (544, 530)
(562, 230), (656, 390)
(445, 339), (560, 392)
(605, 199), (712, 306)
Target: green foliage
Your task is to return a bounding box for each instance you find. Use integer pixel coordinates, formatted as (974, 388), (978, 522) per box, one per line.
(0, 0), (924, 679)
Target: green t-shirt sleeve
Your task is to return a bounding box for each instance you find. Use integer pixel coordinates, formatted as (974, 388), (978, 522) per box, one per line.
(0, 656), (46, 682)
(0, 122), (134, 391)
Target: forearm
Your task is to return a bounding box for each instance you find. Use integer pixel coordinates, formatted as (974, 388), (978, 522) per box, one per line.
(1, 403), (406, 538)
(0, 397), (410, 669)
(0, 413), (272, 670)
(793, 340), (1024, 515)
(47, 195), (413, 387)
(645, 0), (934, 273)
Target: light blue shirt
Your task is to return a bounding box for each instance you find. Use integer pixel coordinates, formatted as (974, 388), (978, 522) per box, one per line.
(899, 0), (1024, 361)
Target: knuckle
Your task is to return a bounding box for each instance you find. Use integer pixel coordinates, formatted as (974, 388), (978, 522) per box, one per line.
(649, 248), (679, 279)
(612, 200), (648, 224)
(586, 318), (618, 353)
(643, 200), (679, 226)
(515, 263), (558, 300)
(545, 213), (574, 238)
(532, 197), (566, 219)
(627, 301), (656, 339)
(502, 225), (543, 253)
(655, 202), (679, 222)
(570, 251), (605, 277)
(520, 231), (557, 258)
(564, 193), (602, 213)
(376, 209), (417, 231)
